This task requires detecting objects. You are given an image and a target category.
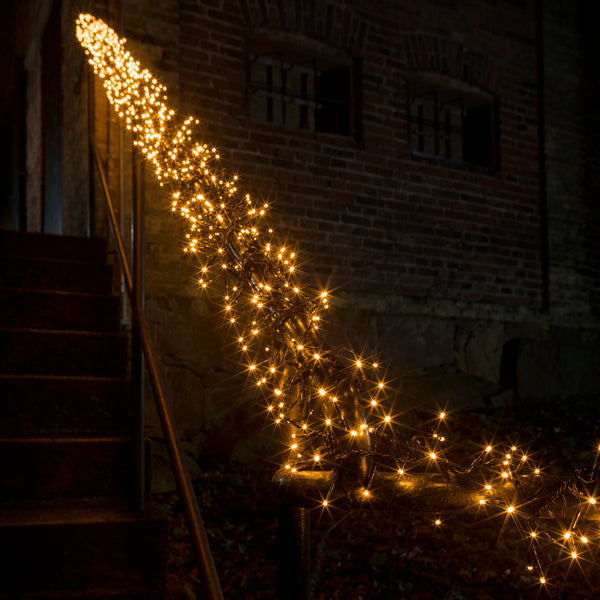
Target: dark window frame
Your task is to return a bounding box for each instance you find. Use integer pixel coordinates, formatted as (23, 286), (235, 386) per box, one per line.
(407, 74), (499, 171)
(247, 39), (362, 141)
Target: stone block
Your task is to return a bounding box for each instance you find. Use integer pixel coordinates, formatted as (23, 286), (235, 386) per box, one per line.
(378, 314), (456, 373)
(324, 307), (379, 357)
(149, 438), (202, 494)
(202, 392), (281, 466)
(517, 339), (600, 399)
(393, 368), (484, 412)
(327, 309), (456, 374)
(457, 321), (505, 384)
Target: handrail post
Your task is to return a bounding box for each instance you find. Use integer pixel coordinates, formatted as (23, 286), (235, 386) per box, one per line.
(277, 502), (311, 600)
(87, 66), (95, 237)
(132, 146), (145, 511)
(91, 141), (224, 600)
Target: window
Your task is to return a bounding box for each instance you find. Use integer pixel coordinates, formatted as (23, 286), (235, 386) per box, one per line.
(408, 75), (498, 169)
(248, 40), (361, 139)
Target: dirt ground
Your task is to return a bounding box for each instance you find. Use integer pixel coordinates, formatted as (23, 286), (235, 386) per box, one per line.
(156, 396), (600, 600)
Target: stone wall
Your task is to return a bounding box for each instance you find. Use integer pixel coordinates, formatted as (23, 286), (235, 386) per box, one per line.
(328, 294), (600, 410)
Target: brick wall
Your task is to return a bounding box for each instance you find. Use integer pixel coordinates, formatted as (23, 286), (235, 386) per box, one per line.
(178, 0), (543, 307)
(10, 0), (598, 320)
(544, 0), (600, 320)
(7, 0), (599, 468)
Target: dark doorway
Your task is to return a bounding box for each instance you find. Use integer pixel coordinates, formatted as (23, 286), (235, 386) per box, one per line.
(42, 0), (63, 233)
(0, 61), (26, 230)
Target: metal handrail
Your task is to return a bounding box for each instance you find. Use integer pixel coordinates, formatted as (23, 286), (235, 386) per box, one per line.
(91, 141), (224, 600)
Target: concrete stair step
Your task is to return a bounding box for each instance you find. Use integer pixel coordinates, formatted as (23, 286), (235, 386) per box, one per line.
(0, 254), (113, 294)
(3, 588), (168, 600)
(0, 375), (131, 436)
(0, 500), (167, 599)
(0, 288), (120, 331)
(0, 229), (107, 263)
(0, 328), (128, 377)
(0, 230), (170, 600)
(0, 437), (134, 501)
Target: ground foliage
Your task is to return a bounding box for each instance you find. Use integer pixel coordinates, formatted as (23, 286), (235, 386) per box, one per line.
(155, 395), (600, 599)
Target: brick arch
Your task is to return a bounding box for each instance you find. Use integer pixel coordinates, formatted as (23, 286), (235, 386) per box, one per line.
(238, 0), (367, 56)
(402, 32), (500, 94)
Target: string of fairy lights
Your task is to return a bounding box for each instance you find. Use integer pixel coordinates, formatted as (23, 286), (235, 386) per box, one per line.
(77, 13), (600, 591)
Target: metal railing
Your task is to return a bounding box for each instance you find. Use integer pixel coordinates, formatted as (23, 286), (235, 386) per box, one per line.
(89, 126), (223, 600)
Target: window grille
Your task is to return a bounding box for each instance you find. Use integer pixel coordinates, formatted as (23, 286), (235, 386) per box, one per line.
(248, 48), (361, 139)
(408, 79), (498, 169)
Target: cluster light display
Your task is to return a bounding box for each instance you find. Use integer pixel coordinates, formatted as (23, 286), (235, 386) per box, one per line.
(77, 13), (600, 591)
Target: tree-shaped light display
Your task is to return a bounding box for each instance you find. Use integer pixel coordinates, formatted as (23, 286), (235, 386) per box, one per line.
(77, 12), (600, 591)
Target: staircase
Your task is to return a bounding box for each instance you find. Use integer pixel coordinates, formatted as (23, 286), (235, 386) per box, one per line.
(0, 229), (168, 600)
